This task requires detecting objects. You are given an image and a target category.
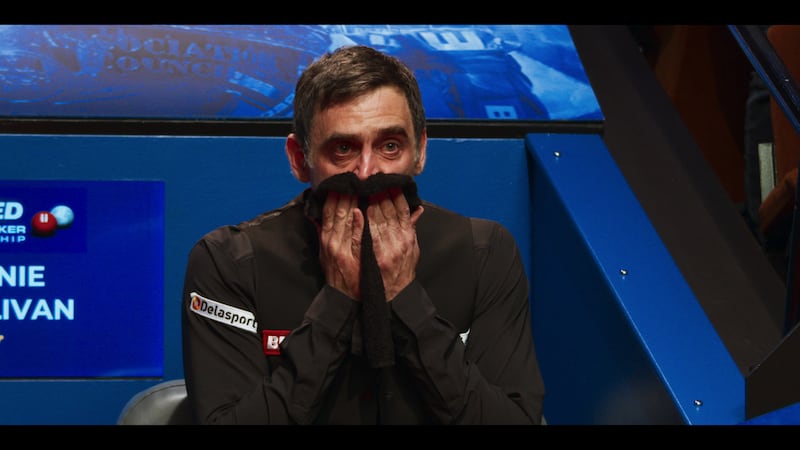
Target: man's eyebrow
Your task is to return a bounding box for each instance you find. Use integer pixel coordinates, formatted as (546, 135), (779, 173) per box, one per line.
(321, 132), (358, 146)
(378, 125), (410, 139)
(320, 126), (411, 146)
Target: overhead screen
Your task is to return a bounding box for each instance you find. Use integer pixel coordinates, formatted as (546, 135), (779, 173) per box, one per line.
(0, 24), (601, 122)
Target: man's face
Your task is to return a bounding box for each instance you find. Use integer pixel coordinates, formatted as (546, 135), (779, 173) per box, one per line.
(287, 86), (426, 189)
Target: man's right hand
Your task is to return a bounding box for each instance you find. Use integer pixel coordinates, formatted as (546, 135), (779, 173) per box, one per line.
(318, 191), (364, 300)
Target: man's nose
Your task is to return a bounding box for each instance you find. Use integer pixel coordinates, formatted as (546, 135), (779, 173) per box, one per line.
(354, 149), (377, 179)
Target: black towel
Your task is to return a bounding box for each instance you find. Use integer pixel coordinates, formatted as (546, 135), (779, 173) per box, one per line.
(306, 172), (421, 368)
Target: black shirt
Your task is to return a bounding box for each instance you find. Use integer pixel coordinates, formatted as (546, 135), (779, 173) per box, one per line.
(181, 190), (545, 424)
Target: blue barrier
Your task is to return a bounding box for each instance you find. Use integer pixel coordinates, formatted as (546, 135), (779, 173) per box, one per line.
(527, 132), (743, 424)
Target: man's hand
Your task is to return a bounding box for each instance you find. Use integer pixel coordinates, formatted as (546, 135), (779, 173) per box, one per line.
(318, 191), (363, 300)
(367, 187), (424, 301)
(317, 188), (424, 302)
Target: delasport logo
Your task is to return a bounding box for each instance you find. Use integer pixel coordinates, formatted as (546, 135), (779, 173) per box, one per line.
(0, 183), (87, 254)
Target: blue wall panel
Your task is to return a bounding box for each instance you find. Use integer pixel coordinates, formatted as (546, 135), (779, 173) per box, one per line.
(527, 132), (744, 424)
(2, 134), (298, 424)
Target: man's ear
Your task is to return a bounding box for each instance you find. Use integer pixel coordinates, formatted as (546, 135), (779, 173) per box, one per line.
(412, 129), (427, 176)
(286, 133), (310, 183)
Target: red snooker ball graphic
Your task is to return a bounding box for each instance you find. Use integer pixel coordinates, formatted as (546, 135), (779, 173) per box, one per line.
(29, 205), (75, 238)
(31, 211), (58, 236)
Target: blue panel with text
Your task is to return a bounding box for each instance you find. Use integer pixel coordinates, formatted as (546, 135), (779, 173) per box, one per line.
(0, 180), (164, 378)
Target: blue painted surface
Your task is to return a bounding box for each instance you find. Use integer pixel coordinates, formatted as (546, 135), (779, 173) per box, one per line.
(527, 132), (744, 424)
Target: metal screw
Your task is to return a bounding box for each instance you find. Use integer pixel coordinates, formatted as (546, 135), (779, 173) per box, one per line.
(619, 269), (628, 276)
(553, 151), (561, 158)
(694, 399), (703, 407)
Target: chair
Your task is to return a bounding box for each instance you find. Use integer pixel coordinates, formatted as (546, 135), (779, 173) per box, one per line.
(117, 379), (194, 425)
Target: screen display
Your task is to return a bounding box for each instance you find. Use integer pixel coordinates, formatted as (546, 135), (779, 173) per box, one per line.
(0, 24), (602, 122)
(0, 180), (164, 378)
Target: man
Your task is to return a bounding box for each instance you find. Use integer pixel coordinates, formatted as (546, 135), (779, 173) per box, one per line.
(181, 45), (545, 424)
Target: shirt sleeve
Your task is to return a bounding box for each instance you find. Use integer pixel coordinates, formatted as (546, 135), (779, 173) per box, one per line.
(181, 226), (359, 424)
(389, 218), (546, 424)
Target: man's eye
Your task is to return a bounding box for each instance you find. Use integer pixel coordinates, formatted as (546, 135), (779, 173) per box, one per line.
(382, 142), (403, 153)
(335, 144), (352, 154)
